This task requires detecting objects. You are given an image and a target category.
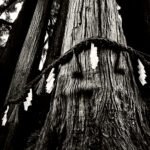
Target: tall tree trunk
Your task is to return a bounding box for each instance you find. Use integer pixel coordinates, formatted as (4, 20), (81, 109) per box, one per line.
(0, 0), (37, 109)
(2, 0), (52, 149)
(35, 0), (150, 150)
(24, 1), (69, 148)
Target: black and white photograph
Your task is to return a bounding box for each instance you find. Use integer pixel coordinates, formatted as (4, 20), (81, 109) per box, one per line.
(0, 0), (149, 149)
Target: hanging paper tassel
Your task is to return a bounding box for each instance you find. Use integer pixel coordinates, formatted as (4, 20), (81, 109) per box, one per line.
(117, 4), (122, 21)
(24, 88), (33, 111)
(117, 4), (121, 11)
(90, 43), (99, 69)
(137, 59), (147, 86)
(2, 105), (9, 126)
(46, 68), (55, 94)
(35, 74), (45, 95)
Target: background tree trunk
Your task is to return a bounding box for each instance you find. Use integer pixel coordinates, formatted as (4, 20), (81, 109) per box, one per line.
(0, 0), (37, 109)
(1, 0), (52, 149)
(23, 1), (69, 149)
(34, 0), (149, 149)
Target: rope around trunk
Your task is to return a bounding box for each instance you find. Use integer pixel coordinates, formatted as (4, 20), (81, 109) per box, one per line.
(4, 37), (150, 107)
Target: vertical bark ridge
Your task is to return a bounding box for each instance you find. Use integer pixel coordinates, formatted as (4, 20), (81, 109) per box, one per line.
(61, 0), (100, 54)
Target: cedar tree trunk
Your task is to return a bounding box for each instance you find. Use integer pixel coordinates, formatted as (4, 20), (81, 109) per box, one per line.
(35, 0), (150, 149)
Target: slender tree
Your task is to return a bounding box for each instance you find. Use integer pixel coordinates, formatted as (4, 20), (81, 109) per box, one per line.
(34, 0), (150, 150)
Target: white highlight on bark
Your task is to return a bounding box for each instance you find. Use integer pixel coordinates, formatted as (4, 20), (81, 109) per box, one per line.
(44, 32), (49, 49)
(38, 50), (47, 71)
(24, 88), (33, 111)
(2, 105), (9, 126)
(46, 68), (55, 94)
(118, 14), (122, 21)
(38, 33), (48, 71)
(35, 74), (45, 95)
(44, 43), (48, 50)
(90, 43), (99, 69)
(137, 59), (147, 86)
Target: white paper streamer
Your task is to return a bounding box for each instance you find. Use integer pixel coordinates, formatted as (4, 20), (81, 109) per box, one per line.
(117, 4), (122, 21)
(24, 88), (33, 111)
(90, 43), (99, 69)
(137, 59), (147, 86)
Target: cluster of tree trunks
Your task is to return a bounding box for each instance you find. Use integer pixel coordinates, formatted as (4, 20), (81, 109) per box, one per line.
(0, 0), (149, 150)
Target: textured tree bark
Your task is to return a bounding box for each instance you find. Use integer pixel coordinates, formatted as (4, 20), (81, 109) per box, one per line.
(2, 0), (52, 149)
(0, 0), (37, 109)
(35, 0), (150, 149)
